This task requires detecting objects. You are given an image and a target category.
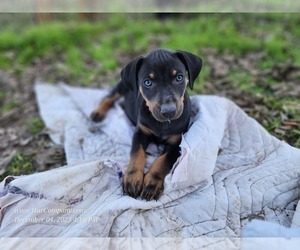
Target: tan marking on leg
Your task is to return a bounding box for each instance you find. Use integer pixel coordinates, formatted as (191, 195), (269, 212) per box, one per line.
(127, 145), (146, 173)
(122, 145), (146, 198)
(98, 93), (121, 115)
(91, 93), (121, 122)
(148, 153), (169, 177)
(141, 153), (170, 200)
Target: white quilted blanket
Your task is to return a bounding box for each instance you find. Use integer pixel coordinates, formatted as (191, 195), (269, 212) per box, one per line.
(0, 82), (299, 238)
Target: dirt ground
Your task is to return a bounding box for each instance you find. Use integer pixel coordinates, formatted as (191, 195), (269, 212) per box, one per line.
(0, 49), (299, 181)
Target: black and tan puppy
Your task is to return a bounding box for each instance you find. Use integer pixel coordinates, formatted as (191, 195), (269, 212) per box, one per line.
(91, 49), (202, 200)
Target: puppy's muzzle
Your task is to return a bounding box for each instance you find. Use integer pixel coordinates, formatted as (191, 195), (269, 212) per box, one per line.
(152, 101), (183, 122)
(160, 103), (176, 119)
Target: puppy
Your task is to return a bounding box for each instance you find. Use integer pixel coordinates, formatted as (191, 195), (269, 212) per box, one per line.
(91, 49), (202, 200)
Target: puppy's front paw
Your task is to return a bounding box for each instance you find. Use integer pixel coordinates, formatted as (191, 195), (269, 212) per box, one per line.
(122, 169), (144, 198)
(141, 172), (164, 201)
(90, 110), (105, 122)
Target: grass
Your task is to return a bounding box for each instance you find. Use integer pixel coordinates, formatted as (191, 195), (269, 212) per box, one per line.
(0, 14), (299, 80)
(228, 71), (259, 94)
(0, 90), (5, 101)
(4, 153), (35, 177)
(28, 118), (45, 136)
(1, 101), (18, 112)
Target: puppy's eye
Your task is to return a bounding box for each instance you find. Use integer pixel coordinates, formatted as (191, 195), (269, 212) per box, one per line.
(176, 74), (184, 83)
(143, 79), (152, 88)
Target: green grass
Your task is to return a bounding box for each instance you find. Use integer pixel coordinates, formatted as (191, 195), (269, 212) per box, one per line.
(4, 153), (35, 177)
(65, 47), (84, 75)
(28, 118), (45, 136)
(2, 101), (18, 112)
(0, 90), (6, 103)
(228, 70), (260, 95)
(0, 54), (12, 69)
(0, 14), (299, 82)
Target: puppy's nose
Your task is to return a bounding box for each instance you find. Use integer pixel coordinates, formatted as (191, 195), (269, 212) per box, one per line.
(160, 103), (176, 119)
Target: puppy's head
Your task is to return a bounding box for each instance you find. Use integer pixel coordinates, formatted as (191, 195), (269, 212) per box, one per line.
(121, 49), (202, 122)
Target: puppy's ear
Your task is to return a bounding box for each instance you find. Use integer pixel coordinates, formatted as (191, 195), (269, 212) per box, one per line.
(174, 50), (202, 90)
(120, 56), (144, 90)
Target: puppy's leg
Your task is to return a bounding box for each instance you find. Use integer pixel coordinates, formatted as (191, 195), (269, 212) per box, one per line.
(122, 129), (150, 198)
(141, 135), (181, 201)
(90, 80), (125, 122)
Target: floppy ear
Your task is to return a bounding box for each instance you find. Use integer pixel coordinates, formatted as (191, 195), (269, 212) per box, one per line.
(174, 50), (202, 90)
(120, 56), (144, 91)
